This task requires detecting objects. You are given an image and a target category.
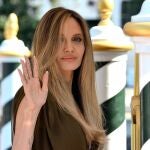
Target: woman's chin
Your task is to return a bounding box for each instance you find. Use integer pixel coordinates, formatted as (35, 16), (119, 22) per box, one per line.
(60, 65), (80, 71)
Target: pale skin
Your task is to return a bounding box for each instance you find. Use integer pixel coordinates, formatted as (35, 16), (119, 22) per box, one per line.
(12, 17), (85, 150)
(12, 56), (49, 150)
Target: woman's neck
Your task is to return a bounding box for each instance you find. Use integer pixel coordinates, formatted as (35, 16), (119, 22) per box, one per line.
(61, 70), (73, 90)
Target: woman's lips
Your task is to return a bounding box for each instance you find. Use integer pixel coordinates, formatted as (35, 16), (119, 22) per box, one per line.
(61, 57), (76, 62)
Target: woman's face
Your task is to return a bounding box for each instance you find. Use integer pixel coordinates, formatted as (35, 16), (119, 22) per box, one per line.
(56, 17), (85, 76)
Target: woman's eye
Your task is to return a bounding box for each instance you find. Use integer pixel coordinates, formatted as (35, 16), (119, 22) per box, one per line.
(72, 37), (82, 42)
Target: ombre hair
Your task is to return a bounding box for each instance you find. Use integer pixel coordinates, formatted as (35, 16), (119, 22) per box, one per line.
(31, 7), (106, 148)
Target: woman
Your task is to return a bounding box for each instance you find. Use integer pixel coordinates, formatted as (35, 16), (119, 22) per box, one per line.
(12, 7), (106, 150)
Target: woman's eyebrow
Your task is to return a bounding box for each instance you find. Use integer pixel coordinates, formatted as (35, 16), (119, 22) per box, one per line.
(73, 33), (83, 37)
(59, 33), (83, 37)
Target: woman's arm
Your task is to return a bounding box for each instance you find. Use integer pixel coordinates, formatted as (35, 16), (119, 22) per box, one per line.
(12, 97), (40, 150)
(12, 56), (48, 150)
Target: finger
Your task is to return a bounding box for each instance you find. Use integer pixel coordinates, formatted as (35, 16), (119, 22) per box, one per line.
(18, 69), (27, 85)
(33, 56), (39, 78)
(20, 59), (29, 81)
(25, 56), (33, 78)
(42, 71), (49, 92)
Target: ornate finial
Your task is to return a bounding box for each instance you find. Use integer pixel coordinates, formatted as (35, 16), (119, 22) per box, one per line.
(90, 0), (134, 51)
(4, 13), (19, 39)
(98, 0), (114, 25)
(124, 0), (150, 36)
(0, 13), (31, 57)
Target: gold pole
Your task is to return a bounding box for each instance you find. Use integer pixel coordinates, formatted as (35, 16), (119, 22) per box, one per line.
(123, 2), (150, 149)
(132, 123), (136, 150)
(131, 53), (140, 150)
(134, 53), (139, 96)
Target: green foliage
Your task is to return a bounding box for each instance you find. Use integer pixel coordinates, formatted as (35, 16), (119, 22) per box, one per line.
(0, 0), (38, 48)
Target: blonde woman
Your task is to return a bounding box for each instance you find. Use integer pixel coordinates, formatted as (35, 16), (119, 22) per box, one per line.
(12, 7), (106, 150)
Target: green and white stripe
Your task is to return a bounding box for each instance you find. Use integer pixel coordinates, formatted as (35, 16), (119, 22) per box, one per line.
(139, 51), (150, 149)
(0, 57), (21, 150)
(94, 51), (127, 150)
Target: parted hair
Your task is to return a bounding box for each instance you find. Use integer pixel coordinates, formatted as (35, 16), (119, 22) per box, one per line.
(31, 7), (106, 148)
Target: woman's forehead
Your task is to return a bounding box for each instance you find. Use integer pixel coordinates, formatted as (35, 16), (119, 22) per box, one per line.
(59, 17), (83, 36)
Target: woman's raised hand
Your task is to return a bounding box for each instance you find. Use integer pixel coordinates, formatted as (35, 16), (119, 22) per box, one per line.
(18, 56), (49, 111)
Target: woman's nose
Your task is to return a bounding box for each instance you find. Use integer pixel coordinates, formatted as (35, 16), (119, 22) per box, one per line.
(64, 40), (74, 53)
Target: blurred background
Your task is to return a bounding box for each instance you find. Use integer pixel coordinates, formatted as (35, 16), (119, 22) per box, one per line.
(0, 0), (145, 150)
(0, 0), (144, 49)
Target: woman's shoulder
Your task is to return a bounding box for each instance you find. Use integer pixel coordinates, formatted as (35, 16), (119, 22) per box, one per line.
(13, 86), (24, 103)
(12, 86), (25, 138)
(12, 86), (25, 115)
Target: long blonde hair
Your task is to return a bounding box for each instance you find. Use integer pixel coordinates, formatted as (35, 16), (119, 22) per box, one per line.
(31, 7), (106, 147)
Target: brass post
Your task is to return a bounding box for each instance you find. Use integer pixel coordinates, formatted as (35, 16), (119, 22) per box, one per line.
(131, 53), (140, 150)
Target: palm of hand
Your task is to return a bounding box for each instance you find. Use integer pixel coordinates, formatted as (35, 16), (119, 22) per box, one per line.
(18, 56), (49, 110)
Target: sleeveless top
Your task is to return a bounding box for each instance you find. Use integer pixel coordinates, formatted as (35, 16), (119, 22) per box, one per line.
(12, 87), (99, 150)
(12, 87), (98, 150)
